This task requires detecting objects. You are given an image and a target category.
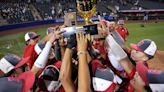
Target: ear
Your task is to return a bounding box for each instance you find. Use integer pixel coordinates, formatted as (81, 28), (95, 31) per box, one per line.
(143, 54), (149, 62)
(29, 39), (35, 45)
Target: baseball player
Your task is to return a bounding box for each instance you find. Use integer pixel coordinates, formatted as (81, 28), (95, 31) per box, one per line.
(115, 19), (129, 41)
(23, 32), (40, 69)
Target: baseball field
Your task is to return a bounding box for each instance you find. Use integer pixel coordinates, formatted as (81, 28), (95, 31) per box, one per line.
(0, 21), (164, 58)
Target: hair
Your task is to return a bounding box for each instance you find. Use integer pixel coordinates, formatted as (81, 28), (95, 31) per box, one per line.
(19, 64), (27, 72)
(3, 69), (15, 77)
(2, 64), (27, 77)
(147, 54), (154, 60)
(144, 85), (152, 92)
(25, 40), (30, 45)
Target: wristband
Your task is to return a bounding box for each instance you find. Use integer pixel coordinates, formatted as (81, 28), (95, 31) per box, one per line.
(77, 51), (87, 56)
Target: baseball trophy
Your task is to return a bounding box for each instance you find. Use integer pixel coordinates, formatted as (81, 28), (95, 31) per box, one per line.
(76, 0), (97, 25)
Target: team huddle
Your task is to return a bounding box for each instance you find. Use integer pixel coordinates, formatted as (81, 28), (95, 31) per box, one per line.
(0, 16), (164, 92)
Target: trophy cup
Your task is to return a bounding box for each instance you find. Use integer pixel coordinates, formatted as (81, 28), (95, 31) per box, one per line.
(77, 0), (97, 25)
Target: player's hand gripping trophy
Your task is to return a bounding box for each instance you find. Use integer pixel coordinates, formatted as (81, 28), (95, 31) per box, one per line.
(77, 0), (97, 25)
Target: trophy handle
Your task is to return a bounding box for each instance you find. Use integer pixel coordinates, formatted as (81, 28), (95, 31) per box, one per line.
(77, 1), (96, 25)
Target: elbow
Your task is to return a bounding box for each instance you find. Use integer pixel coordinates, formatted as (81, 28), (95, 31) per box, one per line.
(59, 73), (75, 91)
(59, 73), (71, 84)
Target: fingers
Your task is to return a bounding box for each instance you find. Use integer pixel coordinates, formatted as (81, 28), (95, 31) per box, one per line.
(55, 26), (60, 30)
(76, 32), (87, 42)
(53, 29), (66, 39)
(85, 35), (88, 42)
(57, 30), (66, 35)
(86, 34), (94, 44)
(76, 32), (88, 51)
(86, 34), (90, 41)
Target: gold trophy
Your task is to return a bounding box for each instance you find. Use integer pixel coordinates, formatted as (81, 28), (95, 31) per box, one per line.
(77, 0), (97, 25)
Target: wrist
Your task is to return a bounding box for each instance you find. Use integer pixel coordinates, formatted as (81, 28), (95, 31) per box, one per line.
(61, 45), (66, 49)
(66, 48), (72, 51)
(77, 51), (87, 56)
(49, 38), (56, 44)
(47, 41), (52, 46)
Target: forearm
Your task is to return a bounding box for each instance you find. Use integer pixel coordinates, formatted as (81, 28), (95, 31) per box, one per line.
(59, 48), (75, 91)
(106, 34), (135, 75)
(60, 46), (66, 60)
(78, 52), (91, 92)
(86, 51), (92, 64)
(31, 41), (52, 75)
(119, 57), (134, 74)
(106, 34), (127, 60)
(42, 33), (53, 42)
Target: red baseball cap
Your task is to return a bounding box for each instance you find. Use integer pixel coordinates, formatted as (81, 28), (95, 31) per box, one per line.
(0, 54), (29, 74)
(24, 32), (40, 42)
(130, 39), (157, 57)
(0, 71), (35, 92)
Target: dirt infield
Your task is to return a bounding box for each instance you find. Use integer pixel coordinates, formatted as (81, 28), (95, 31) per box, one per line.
(0, 23), (63, 36)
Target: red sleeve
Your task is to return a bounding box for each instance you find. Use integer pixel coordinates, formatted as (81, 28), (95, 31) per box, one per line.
(124, 27), (129, 36)
(38, 78), (49, 92)
(54, 61), (62, 69)
(128, 83), (134, 92)
(115, 26), (118, 30)
(126, 68), (136, 80)
(91, 59), (103, 75)
(58, 87), (65, 92)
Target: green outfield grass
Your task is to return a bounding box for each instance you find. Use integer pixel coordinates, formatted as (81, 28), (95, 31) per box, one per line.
(0, 21), (164, 58)
(125, 22), (164, 50)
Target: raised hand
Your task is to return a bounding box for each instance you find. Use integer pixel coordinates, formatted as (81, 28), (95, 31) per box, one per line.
(98, 15), (108, 37)
(49, 30), (65, 44)
(86, 34), (93, 43)
(76, 32), (88, 52)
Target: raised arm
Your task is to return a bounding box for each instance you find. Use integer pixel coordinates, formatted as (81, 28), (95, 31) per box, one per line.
(31, 30), (64, 75)
(59, 34), (77, 92)
(59, 48), (75, 92)
(77, 33), (91, 92)
(106, 34), (135, 77)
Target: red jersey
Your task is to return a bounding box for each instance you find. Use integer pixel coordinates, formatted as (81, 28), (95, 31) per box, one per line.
(115, 26), (129, 41)
(23, 44), (38, 69)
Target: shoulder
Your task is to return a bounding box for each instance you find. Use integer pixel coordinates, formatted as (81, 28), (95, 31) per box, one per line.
(90, 59), (103, 74)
